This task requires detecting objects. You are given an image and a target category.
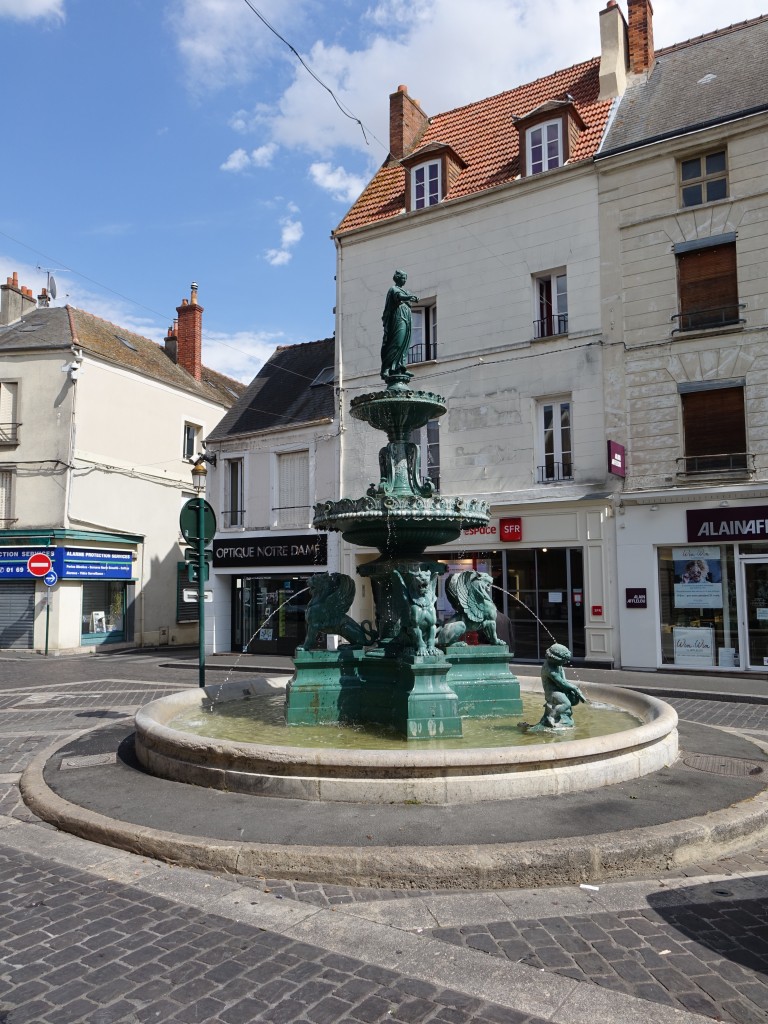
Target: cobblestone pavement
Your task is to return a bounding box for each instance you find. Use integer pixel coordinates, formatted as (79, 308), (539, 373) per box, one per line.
(0, 653), (767, 1023)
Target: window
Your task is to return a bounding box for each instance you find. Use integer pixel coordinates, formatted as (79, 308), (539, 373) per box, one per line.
(0, 382), (19, 444)
(0, 469), (14, 525)
(225, 457), (244, 528)
(537, 397), (572, 483)
(408, 304), (438, 363)
(680, 150), (728, 207)
(679, 382), (749, 475)
(183, 422), (201, 461)
(276, 450), (310, 528)
(409, 420), (440, 490)
(674, 239), (741, 332)
(534, 272), (568, 338)
(411, 160), (442, 209)
(527, 120), (563, 175)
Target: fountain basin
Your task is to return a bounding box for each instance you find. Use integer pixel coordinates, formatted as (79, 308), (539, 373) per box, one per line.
(134, 679), (678, 804)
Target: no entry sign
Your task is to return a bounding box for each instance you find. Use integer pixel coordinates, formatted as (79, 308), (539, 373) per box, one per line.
(27, 552), (53, 577)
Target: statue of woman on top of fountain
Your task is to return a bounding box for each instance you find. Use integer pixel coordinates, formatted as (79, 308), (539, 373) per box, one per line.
(381, 270), (419, 382)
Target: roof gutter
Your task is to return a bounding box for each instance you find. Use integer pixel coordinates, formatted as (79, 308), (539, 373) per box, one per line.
(595, 102), (768, 161)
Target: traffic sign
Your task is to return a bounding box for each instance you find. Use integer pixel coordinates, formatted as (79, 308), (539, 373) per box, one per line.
(43, 570), (58, 587)
(182, 588), (213, 603)
(27, 552), (53, 577)
(179, 498), (216, 545)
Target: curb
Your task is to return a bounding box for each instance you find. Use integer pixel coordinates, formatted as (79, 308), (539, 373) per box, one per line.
(20, 729), (768, 890)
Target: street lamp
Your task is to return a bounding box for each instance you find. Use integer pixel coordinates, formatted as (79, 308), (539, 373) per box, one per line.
(191, 454), (215, 688)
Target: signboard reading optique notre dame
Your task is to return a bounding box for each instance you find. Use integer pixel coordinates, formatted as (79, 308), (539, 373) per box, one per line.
(213, 535), (327, 569)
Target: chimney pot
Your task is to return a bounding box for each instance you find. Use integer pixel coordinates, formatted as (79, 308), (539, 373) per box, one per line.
(175, 286), (203, 381)
(627, 0), (655, 74)
(389, 84), (428, 161)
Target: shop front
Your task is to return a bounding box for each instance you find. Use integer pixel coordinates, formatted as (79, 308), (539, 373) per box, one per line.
(618, 497), (768, 672)
(211, 533), (329, 655)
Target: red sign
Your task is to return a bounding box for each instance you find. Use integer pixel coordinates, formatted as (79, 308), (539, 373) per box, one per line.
(608, 440), (626, 477)
(591, 605), (603, 617)
(27, 552), (53, 577)
(500, 517), (522, 542)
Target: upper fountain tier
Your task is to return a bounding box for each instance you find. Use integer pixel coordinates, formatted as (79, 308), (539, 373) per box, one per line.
(313, 382), (489, 557)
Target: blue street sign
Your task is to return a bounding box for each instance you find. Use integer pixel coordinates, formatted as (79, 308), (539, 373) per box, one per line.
(43, 571), (58, 587)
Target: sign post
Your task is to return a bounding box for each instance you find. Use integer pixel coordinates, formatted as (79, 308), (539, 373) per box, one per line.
(180, 495), (216, 688)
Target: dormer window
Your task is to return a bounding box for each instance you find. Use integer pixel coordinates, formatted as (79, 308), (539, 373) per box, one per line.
(402, 142), (466, 212)
(514, 99), (585, 178)
(527, 120), (563, 175)
(412, 161), (442, 209)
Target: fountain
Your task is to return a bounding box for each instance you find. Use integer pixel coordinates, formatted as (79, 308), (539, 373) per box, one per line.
(135, 271), (678, 803)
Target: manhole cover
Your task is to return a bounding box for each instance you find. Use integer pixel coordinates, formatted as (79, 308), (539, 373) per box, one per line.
(59, 753), (117, 770)
(681, 752), (764, 777)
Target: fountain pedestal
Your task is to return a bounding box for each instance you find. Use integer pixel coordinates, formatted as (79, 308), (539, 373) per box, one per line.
(285, 649), (363, 726)
(356, 651), (462, 738)
(444, 647), (523, 717)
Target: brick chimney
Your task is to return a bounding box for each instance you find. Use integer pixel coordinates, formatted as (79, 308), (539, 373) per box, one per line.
(627, 0), (655, 74)
(0, 272), (37, 326)
(175, 283), (203, 381)
(389, 85), (429, 160)
(598, 1), (629, 99)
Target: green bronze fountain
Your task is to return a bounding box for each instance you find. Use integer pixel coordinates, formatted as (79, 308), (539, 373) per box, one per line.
(286, 271), (523, 738)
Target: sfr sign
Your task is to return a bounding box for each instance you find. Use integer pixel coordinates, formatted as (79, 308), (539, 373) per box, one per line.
(500, 517), (522, 542)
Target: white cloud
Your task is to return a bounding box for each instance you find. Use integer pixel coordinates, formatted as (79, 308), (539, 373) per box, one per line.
(265, 214), (304, 267)
(309, 162), (367, 203)
(220, 148), (250, 172)
(0, 0), (64, 20)
(201, 330), (284, 383)
(220, 143), (278, 173)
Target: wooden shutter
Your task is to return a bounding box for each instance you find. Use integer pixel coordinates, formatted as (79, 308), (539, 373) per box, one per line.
(682, 387), (746, 469)
(677, 244), (738, 329)
(278, 451), (309, 526)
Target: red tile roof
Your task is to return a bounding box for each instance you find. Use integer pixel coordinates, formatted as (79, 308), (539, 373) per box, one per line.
(335, 56), (613, 235)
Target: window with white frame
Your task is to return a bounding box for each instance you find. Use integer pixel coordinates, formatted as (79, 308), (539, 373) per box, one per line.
(409, 420), (440, 491)
(537, 397), (572, 483)
(0, 468), (14, 524)
(276, 450), (310, 528)
(408, 304), (438, 363)
(527, 120), (563, 175)
(0, 382), (19, 445)
(534, 271), (568, 338)
(225, 457), (244, 528)
(182, 422), (201, 461)
(411, 160), (442, 210)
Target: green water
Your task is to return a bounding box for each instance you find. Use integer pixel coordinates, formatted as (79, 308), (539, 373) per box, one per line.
(167, 692), (640, 751)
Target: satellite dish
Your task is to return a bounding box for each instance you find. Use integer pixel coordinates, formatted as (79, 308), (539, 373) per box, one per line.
(49, 275), (57, 300)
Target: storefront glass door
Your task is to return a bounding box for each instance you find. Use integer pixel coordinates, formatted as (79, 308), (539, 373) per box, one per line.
(741, 560), (768, 670)
(233, 575), (312, 654)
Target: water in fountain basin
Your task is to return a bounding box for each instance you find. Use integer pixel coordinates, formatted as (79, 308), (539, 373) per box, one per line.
(168, 689), (639, 750)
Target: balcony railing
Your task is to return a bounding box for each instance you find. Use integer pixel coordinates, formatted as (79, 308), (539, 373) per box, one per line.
(221, 508), (245, 528)
(537, 461), (573, 484)
(534, 314), (568, 339)
(676, 452), (754, 476)
(671, 304), (745, 333)
(274, 505), (312, 528)
(0, 422), (20, 444)
(407, 341), (437, 364)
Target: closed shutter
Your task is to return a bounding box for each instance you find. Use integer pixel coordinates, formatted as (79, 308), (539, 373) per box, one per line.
(278, 451), (309, 527)
(0, 471), (12, 522)
(0, 581), (35, 649)
(682, 387), (746, 470)
(0, 383), (18, 443)
(677, 244), (738, 329)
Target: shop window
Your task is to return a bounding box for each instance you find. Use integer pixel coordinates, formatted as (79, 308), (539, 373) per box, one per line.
(224, 457), (244, 528)
(679, 382), (749, 475)
(408, 304), (437, 363)
(680, 150), (728, 207)
(657, 546), (736, 667)
(81, 581), (126, 644)
(0, 469), (15, 526)
(276, 450), (310, 528)
(0, 382), (19, 444)
(537, 397), (572, 483)
(673, 237), (742, 332)
(409, 419), (440, 490)
(534, 271), (568, 338)
(183, 422), (201, 461)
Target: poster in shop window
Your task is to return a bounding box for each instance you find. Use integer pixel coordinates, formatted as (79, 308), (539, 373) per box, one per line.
(672, 546), (723, 609)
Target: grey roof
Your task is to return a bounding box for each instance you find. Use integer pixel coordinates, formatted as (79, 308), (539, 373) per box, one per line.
(600, 15), (768, 155)
(0, 305), (244, 408)
(209, 337), (335, 440)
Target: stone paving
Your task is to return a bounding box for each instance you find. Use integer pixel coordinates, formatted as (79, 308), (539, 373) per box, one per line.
(0, 653), (767, 1023)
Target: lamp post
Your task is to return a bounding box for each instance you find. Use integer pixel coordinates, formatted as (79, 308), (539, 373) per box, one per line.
(191, 457), (208, 689)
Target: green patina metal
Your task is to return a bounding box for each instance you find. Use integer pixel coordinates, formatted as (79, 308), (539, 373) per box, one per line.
(286, 270), (523, 739)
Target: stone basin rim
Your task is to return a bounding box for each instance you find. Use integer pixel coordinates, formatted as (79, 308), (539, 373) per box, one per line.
(134, 678), (677, 772)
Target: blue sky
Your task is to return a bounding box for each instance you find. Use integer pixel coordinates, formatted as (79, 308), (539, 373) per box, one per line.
(1, 0), (765, 381)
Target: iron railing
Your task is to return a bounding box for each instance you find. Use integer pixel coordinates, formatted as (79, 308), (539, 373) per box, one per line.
(534, 314), (568, 339)
(0, 422), (20, 444)
(407, 340), (438, 364)
(671, 304), (745, 333)
(676, 452), (754, 475)
(537, 461), (573, 484)
(221, 508), (246, 528)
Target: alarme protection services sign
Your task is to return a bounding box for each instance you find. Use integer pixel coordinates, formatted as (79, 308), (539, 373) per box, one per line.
(55, 549), (134, 580)
(0, 547), (57, 579)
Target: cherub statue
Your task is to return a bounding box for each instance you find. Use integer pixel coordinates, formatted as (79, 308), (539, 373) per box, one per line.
(532, 643), (587, 730)
(301, 573), (377, 650)
(437, 571), (506, 649)
(389, 568), (439, 656)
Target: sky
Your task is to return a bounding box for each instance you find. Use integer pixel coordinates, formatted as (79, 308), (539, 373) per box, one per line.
(1, 0), (766, 382)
